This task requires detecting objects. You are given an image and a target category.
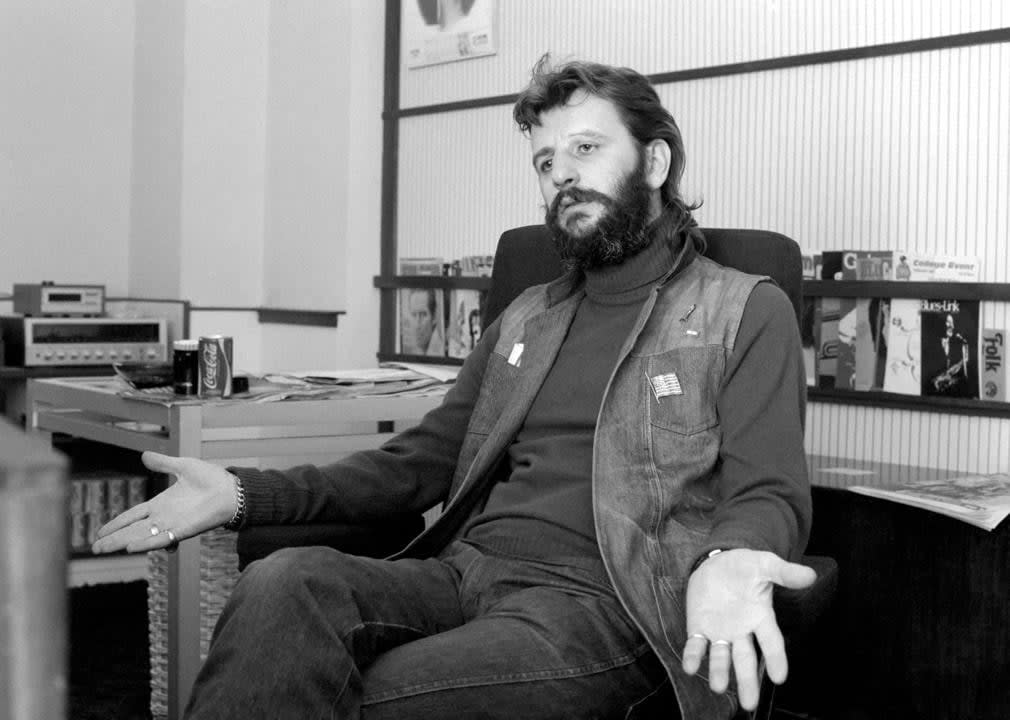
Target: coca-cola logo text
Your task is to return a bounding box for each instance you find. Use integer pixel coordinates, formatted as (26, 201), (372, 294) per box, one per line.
(203, 344), (218, 389)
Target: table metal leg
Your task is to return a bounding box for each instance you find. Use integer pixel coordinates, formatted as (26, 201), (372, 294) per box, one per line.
(164, 405), (204, 720)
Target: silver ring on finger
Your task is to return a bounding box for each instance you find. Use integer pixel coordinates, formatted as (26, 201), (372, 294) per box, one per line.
(150, 525), (161, 536)
(165, 529), (179, 553)
(688, 633), (708, 642)
(711, 639), (732, 648)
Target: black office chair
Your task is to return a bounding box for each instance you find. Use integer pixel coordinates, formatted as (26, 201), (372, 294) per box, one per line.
(484, 224), (837, 719)
(238, 224), (838, 719)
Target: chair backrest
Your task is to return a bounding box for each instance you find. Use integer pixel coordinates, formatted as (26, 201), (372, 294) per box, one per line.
(482, 225), (803, 331)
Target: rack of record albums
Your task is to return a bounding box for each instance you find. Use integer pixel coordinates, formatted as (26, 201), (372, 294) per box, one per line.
(802, 250), (1010, 418)
(375, 250), (1010, 418)
(374, 255), (494, 366)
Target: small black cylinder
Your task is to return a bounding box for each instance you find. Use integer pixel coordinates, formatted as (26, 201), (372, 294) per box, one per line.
(172, 339), (199, 395)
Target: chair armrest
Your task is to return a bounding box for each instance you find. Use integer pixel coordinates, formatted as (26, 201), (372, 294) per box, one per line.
(773, 554), (839, 637)
(236, 514), (425, 571)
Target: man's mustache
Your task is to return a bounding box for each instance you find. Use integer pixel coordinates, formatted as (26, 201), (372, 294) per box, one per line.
(548, 187), (614, 215)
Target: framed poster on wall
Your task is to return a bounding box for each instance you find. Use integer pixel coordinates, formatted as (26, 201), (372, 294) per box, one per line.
(403, 0), (497, 68)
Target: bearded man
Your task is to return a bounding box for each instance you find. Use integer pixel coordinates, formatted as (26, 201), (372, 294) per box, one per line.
(93, 56), (813, 720)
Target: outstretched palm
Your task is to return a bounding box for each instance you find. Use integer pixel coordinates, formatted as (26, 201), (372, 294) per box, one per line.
(92, 451), (237, 554)
(681, 549), (817, 710)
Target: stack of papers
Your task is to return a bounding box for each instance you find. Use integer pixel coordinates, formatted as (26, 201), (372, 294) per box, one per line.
(849, 472), (1010, 531)
(282, 362), (459, 385)
(116, 362), (459, 406)
(253, 362), (459, 403)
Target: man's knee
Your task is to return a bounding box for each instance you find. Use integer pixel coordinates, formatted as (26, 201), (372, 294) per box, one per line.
(231, 546), (343, 606)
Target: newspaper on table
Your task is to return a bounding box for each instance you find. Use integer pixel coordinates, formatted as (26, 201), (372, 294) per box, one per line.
(848, 472), (1010, 531)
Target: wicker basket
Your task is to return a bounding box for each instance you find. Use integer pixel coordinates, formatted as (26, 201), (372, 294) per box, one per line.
(147, 528), (239, 720)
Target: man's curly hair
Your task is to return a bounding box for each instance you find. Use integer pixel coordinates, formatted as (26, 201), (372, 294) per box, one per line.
(514, 54), (700, 229)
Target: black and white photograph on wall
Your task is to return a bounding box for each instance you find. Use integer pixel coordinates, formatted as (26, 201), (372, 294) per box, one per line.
(920, 298), (980, 399)
(446, 289), (484, 359)
(403, 0), (497, 68)
(398, 287), (446, 357)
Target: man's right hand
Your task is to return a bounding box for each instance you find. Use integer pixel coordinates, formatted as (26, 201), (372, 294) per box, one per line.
(92, 451), (239, 554)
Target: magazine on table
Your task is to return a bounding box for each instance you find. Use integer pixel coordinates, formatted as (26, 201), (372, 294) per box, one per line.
(849, 472), (1010, 531)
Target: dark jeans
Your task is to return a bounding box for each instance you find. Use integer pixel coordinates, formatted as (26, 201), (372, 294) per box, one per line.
(184, 540), (675, 719)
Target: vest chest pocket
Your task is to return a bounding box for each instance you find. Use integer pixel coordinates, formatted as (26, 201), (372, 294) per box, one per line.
(645, 347), (724, 436)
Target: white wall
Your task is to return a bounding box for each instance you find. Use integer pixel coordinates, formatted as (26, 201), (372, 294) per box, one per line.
(327, 0), (388, 370)
(178, 0), (269, 308)
(220, 0), (389, 374)
(3, 1), (387, 375)
(1, 1), (135, 297)
(128, 0), (388, 374)
(130, 0), (184, 299)
(262, 1), (349, 312)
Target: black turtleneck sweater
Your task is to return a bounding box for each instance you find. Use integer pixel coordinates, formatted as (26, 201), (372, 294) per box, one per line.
(462, 235), (682, 564)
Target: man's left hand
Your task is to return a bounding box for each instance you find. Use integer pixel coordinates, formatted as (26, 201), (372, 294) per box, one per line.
(681, 549), (816, 710)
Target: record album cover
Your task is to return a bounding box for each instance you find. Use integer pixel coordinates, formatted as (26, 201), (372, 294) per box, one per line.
(446, 289), (484, 359)
(920, 299), (980, 399)
(883, 299), (922, 395)
(399, 287), (446, 357)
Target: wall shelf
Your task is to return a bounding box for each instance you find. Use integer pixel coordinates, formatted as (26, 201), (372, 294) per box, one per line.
(373, 275), (492, 291)
(374, 276), (491, 360)
(808, 387), (1010, 418)
(802, 280), (1010, 301)
(804, 279), (1010, 417)
(375, 277), (1010, 416)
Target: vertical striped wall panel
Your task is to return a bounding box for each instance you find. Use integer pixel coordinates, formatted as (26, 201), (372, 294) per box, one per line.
(395, 10), (1010, 472)
(806, 404), (1010, 474)
(398, 106), (542, 260)
(399, 44), (1010, 277)
(673, 43), (1009, 277)
(399, 0), (1010, 109)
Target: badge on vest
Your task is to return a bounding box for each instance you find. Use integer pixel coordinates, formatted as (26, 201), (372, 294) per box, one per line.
(650, 372), (684, 400)
(508, 343), (524, 367)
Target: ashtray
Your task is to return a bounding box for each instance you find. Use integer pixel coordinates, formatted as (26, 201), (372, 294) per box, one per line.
(113, 362), (174, 389)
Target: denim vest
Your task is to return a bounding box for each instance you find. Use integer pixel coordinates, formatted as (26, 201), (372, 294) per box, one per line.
(401, 253), (764, 719)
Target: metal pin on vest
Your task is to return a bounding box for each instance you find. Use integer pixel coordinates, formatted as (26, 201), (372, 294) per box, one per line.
(681, 304), (700, 335)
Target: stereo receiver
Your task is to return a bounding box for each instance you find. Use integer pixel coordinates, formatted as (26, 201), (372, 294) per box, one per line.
(0, 316), (167, 367)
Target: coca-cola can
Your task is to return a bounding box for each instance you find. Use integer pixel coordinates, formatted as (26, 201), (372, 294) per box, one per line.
(198, 335), (233, 398)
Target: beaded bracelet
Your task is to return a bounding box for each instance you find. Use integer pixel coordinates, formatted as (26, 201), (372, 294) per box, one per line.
(223, 474), (247, 531)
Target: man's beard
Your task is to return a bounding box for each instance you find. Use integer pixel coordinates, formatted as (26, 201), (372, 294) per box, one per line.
(545, 157), (655, 272)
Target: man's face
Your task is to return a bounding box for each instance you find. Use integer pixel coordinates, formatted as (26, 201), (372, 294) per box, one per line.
(405, 290), (435, 352)
(530, 92), (661, 270)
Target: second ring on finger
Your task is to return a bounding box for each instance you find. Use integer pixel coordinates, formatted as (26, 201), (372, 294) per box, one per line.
(711, 639), (732, 649)
(165, 529), (179, 553)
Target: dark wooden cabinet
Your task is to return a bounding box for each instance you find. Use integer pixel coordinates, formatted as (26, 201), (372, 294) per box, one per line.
(794, 458), (1010, 720)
